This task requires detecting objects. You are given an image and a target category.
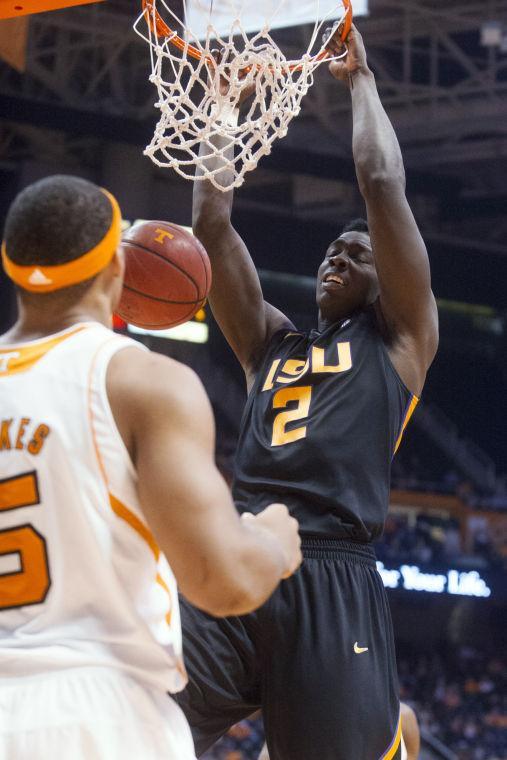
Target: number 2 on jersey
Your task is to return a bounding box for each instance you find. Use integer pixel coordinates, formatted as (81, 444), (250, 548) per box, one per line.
(271, 386), (312, 447)
(0, 471), (51, 611)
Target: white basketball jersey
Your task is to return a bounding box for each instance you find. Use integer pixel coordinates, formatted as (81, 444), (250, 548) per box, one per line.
(0, 322), (186, 693)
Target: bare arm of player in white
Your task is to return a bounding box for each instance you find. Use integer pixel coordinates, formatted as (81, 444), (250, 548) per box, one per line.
(107, 348), (302, 617)
(327, 26), (438, 396)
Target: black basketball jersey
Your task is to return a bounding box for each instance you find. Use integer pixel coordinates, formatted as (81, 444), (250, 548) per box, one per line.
(232, 309), (418, 542)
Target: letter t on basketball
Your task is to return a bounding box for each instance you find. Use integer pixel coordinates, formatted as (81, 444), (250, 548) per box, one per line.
(154, 229), (175, 244)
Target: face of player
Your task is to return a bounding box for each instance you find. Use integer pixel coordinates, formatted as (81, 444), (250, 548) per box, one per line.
(316, 231), (379, 325)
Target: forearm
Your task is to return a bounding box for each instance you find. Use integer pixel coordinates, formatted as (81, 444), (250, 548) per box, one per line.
(350, 71), (405, 194)
(190, 117), (272, 370)
(200, 523), (288, 616)
(148, 499), (289, 617)
(193, 128), (237, 241)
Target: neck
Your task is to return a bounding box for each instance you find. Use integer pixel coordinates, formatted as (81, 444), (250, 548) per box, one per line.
(2, 289), (112, 344)
(317, 312), (348, 332)
(318, 305), (367, 332)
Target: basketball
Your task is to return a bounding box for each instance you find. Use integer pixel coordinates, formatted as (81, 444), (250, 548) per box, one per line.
(116, 220), (211, 329)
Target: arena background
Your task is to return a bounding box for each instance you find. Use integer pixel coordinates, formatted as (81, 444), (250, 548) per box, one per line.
(0, 2), (506, 758)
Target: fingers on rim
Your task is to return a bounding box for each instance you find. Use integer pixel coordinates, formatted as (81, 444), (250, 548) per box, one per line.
(322, 23), (346, 53)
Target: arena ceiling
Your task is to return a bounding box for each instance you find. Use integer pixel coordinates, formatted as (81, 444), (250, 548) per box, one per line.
(0, 0), (506, 306)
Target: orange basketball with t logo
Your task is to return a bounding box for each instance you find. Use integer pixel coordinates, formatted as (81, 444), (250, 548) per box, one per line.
(117, 221), (211, 329)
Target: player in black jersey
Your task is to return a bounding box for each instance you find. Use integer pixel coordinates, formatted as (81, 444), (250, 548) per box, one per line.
(175, 25), (439, 760)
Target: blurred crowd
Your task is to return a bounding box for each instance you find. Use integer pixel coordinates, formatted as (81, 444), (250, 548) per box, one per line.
(391, 454), (507, 513)
(399, 646), (507, 760)
(376, 512), (506, 571)
(201, 647), (506, 760)
(201, 720), (265, 760)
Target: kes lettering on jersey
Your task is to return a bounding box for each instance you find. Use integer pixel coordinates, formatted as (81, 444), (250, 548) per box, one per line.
(0, 418), (50, 455)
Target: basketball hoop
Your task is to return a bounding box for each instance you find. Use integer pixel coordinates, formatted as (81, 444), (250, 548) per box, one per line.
(134, 0), (352, 191)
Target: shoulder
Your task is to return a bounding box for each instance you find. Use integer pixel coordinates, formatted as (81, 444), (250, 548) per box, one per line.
(247, 303), (296, 370)
(107, 346), (209, 418)
(106, 346), (214, 461)
(374, 288), (438, 389)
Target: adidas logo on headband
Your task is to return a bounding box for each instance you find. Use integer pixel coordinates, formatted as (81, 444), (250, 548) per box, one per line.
(28, 269), (53, 286)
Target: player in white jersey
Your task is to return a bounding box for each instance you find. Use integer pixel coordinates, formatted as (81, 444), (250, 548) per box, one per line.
(0, 175), (302, 760)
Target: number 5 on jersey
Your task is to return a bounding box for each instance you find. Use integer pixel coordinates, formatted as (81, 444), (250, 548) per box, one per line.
(271, 386), (312, 447)
(0, 471), (51, 611)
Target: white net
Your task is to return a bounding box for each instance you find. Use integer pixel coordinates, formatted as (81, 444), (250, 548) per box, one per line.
(134, 1), (351, 191)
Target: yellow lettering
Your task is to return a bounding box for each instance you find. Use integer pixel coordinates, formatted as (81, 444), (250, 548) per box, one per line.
(262, 359), (282, 392)
(15, 418), (31, 450)
(154, 228), (175, 244)
(276, 359), (310, 384)
(311, 342), (352, 374)
(0, 420), (13, 450)
(272, 386), (312, 447)
(27, 424), (51, 456)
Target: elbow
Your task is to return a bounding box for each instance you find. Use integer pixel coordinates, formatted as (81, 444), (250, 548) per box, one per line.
(192, 211), (231, 251)
(206, 595), (264, 619)
(179, 528), (284, 617)
(193, 198), (231, 241)
(185, 551), (277, 617)
(357, 166), (406, 199)
(189, 581), (267, 618)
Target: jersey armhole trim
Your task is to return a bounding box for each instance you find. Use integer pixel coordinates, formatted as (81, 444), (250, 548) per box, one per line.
(393, 394), (419, 455)
(87, 338), (162, 563)
(100, 343), (143, 481)
(109, 491), (174, 634)
(378, 335), (420, 456)
(109, 492), (160, 561)
(97, 339), (146, 480)
(87, 337), (139, 487)
(379, 337), (418, 401)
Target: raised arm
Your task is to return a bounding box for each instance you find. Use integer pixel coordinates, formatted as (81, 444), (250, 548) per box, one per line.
(193, 121), (293, 383)
(107, 348), (301, 617)
(329, 27), (439, 395)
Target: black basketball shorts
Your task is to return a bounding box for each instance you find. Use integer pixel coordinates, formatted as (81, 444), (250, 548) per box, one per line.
(175, 538), (403, 760)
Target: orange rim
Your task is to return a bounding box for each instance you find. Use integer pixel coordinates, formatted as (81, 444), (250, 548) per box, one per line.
(142, 0), (353, 73)
(142, 0), (209, 63)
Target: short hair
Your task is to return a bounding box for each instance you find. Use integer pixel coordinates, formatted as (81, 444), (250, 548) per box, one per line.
(4, 175), (113, 267)
(341, 218), (369, 235)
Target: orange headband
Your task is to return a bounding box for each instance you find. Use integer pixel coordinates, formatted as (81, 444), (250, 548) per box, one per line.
(1, 189), (122, 293)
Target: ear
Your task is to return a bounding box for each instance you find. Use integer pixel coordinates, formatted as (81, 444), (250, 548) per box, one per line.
(107, 247), (126, 313)
(111, 247), (125, 279)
